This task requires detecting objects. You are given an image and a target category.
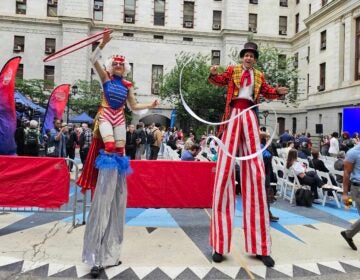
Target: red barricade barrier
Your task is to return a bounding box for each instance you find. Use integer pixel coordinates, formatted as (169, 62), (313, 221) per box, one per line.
(0, 156), (70, 208)
(127, 160), (216, 208)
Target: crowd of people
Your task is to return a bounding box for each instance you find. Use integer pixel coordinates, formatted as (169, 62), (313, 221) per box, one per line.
(14, 118), (93, 170)
(12, 116), (213, 167)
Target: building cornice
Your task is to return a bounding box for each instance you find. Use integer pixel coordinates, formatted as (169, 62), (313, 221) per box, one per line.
(0, 14), (61, 25)
(304, 0), (344, 27)
(289, 29), (309, 45)
(94, 22), (221, 38)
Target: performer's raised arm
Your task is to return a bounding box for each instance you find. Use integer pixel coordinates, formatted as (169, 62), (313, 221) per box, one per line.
(91, 30), (112, 83)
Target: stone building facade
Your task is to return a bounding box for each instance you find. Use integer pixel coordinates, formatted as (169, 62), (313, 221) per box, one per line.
(0, 0), (359, 135)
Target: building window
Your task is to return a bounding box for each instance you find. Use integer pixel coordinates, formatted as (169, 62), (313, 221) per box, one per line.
(151, 65), (163, 95)
(309, 4), (311, 15)
(319, 63), (326, 91)
(295, 13), (299, 33)
(278, 54), (286, 70)
(154, 0), (165, 26)
(355, 17), (360, 80)
(128, 63), (133, 80)
(183, 1), (194, 28)
(92, 41), (100, 51)
(13, 36), (25, 52)
(94, 0), (103, 21)
(124, 0), (136, 23)
(279, 16), (287, 35)
(249, 14), (257, 33)
(211, 50), (220, 65)
(212, 10), (221, 30)
(294, 52), (299, 68)
(17, 64), (24, 80)
(307, 73), (309, 94)
(153, 35), (164, 39)
(320, 30), (327, 50)
(45, 38), (56, 54)
(338, 112), (342, 135)
(183, 37), (193, 41)
(123, 32), (134, 37)
(321, 0), (328, 6)
(296, 0), (300, 4)
(307, 46), (310, 63)
(292, 117), (297, 134)
(16, 0), (26, 15)
(249, 0), (258, 4)
(44, 65), (55, 89)
(47, 0), (58, 17)
(280, 0), (288, 7)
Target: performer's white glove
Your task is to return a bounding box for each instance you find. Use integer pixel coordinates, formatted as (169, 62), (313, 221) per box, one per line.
(90, 46), (102, 64)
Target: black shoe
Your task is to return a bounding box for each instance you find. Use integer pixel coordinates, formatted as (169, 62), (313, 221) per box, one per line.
(270, 215), (279, 222)
(212, 252), (223, 263)
(256, 255), (275, 267)
(105, 261), (122, 268)
(90, 266), (104, 278)
(341, 231), (357, 251)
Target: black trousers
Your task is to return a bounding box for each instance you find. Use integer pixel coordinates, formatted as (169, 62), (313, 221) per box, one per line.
(67, 147), (75, 170)
(150, 146), (160, 160)
(299, 171), (323, 199)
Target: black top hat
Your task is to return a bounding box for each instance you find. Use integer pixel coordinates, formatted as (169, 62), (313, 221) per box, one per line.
(240, 42), (259, 59)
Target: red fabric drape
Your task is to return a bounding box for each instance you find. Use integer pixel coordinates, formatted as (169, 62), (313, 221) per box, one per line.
(0, 156), (70, 208)
(127, 160), (216, 208)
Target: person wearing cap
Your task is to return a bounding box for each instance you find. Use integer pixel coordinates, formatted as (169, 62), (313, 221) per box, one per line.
(208, 42), (288, 267)
(78, 30), (160, 278)
(341, 142), (360, 251)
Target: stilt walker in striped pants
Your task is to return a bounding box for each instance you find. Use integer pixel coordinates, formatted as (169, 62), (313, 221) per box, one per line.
(78, 30), (159, 278)
(208, 42), (288, 267)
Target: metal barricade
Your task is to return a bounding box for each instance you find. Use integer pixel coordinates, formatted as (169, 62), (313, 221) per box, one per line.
(0, 158), (83, 233)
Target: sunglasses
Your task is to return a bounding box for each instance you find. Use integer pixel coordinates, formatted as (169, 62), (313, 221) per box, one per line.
(112, 62), (124, 67)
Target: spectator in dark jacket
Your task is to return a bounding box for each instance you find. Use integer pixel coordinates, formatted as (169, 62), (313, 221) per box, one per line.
(125, 124), (137, 159)
(135, 122), (146, 159)
(309, 148), (337, 186)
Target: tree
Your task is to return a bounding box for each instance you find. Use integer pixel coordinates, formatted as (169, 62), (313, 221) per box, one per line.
(229, 45), (299, 106)
(15, 79), (53, 108)
(70, 79), (102, 118)
(160, 52), (225, 134)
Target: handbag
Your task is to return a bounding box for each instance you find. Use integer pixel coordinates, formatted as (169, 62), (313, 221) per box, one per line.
(295, 187), (313, 207)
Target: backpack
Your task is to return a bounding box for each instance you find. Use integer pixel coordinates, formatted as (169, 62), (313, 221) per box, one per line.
(295, 187), (313, 207)
(147, 129), (156, 145)
(25, 129), (39, 146)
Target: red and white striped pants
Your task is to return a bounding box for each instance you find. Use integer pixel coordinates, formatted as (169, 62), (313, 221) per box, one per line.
(210, 104), (271, 256)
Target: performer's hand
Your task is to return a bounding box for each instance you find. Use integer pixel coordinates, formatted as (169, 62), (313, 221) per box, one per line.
(210, 65), (219, 75)
(342, 193), (349, 205)
(276, 86), (288, 95)
(101, 29), (112, 47)
(150, 99), (159, 108)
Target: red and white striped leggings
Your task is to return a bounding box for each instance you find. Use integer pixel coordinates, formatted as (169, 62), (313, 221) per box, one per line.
(210, 105), (271, 256)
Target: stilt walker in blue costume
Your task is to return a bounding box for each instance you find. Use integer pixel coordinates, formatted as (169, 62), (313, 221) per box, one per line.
(79, 30), (159, 278)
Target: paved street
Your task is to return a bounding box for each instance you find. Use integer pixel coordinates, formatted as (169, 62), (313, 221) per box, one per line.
(0, 171), (359, 280)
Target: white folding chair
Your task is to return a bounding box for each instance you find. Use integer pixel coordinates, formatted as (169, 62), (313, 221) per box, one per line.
(316, 170), (343, 208)
(282, 169), (300, 204)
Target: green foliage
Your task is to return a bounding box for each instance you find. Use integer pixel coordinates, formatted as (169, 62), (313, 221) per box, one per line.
(160, 52), (226, 130)
(70, 79), (102, 118)
(15, 79), (53, 107)
(229, 45), (299, 106)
